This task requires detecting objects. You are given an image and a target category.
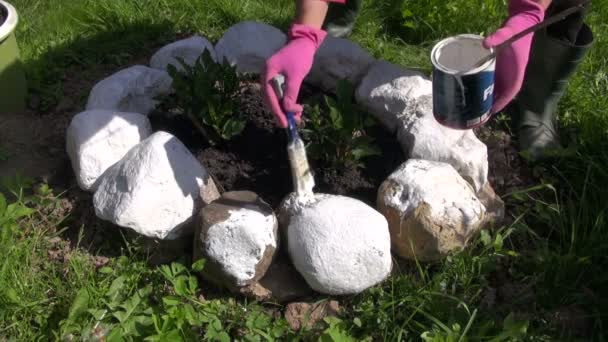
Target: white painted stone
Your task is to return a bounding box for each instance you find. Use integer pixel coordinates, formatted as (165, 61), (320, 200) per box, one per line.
(93, 131), (220, 240)
(280, 193), (392, 295)
(355, 60), (432, 133)
(150, 35), (216, 72)
(204, 208), (277, 287)
(397, 97), (489, 192)
(214, 21), (286, 74)
(66, 109), (152, 191)
(378, 159), (486, 261)
(307, 37), (375, 92)
(86, 65), (173, 115)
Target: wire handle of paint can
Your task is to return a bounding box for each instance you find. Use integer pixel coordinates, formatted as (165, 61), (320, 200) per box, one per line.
(457, 0), (590, 76)
(271, 74), (299, 143)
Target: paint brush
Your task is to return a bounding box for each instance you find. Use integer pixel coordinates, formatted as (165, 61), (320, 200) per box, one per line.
(457, 1), (589, 76)
(271, 74), (315, 196)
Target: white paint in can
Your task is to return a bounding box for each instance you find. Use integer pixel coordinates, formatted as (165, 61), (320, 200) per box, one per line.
(432, 34), (495, 75)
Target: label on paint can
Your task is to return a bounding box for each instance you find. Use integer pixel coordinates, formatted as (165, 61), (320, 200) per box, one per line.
(431, 34), (496, 129)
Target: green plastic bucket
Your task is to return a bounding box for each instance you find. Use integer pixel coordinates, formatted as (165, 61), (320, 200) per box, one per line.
(0, 0), (26, 113)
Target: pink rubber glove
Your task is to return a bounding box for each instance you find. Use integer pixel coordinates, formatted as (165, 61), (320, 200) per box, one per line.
(263, 24), (327, 128)
(484, 0), (545, 113)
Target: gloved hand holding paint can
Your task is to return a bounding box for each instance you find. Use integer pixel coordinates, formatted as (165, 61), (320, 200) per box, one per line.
(431, 0), (546, 130)
(431, 34), (496, 130)
(431, 0), (588, 130)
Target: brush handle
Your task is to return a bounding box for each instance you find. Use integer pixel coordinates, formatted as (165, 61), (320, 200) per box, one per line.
(271, 75), (299, 142)
(457, 1), (589, 75)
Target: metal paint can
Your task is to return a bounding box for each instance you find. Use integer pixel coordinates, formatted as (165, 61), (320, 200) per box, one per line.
(431, 34), (495, 129)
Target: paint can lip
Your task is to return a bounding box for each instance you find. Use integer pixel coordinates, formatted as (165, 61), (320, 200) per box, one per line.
(0, 0), (18, 43)
(431, 34), (494, 75)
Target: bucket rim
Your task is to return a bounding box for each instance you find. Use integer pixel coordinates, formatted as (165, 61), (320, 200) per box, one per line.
(431, 34), (494, 75)
(0, 1), (18, 43)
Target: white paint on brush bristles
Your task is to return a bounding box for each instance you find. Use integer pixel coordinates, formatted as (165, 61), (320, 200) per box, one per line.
(282, 193), (392, 295)
(204, 208), (277, 286)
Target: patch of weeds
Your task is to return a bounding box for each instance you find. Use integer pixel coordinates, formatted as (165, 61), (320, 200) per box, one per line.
(58, 259), (296, 341)
(0, 177), (83, 340)
(303, 79), (380, 170)
(504, 172), (608, 339)
(341, 227), (531, 341)
(165, 50), (246, 146)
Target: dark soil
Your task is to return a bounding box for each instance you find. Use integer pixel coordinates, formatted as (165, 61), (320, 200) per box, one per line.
(150, 82), (405, 209)
(474, 124), (535, 196)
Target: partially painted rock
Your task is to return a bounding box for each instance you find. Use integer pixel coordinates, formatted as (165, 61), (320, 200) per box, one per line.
(279, 193), (392, 295)
(66, 110), (152, 191)
(194, 191), (278, 289)
(355, 60), (432, 133)
(397, 97), (489, 192)
(86, 65), (173, 115)
(378, 159), (486, 261)
(150, 35), (216, 72)
(214, 21), (286, 74)
(94, 132), (220, 240)
(307, 37), (374, 92)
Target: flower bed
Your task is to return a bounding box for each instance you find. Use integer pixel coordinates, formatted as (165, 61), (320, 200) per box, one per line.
(65, 21), (505, 301)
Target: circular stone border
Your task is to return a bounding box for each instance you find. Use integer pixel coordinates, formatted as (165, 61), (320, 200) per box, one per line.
(66, 21), (504, 297)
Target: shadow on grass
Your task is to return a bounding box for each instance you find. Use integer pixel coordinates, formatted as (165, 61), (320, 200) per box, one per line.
(11, 20), (213, 265)
(24, 19), (185, 112)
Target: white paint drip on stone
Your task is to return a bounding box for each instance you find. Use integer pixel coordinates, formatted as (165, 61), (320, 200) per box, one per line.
(205, 208), (277, 287)
(281, 193), (392, 295)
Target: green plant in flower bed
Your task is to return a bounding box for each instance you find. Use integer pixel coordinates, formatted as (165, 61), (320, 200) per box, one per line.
(303, 79), (381, 170)
(165, 49), (246, 146)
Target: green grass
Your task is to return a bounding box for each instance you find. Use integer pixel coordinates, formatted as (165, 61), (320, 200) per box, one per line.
(1, 0), (607, 340)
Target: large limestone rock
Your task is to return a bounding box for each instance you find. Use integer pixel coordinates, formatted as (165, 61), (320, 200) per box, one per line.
(378, 159), (486, 261)
(307, 37), (374, 92)
(355, 60), (432, 133)
(86, 65), (173, 115)
(194, 191), (278, 289)
(355, 60), (488, 191)
(279, 193), (392, 295)
(214, 21), (286, 74)
(66, 110), (152, 191)
(150, 35), (216, 72)
(93, 131), (220, 240)
(397, 96), (489, 192)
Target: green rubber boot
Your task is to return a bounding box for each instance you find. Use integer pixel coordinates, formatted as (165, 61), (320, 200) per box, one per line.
(323, 0), (363, 38)
(508, 22), (593, 161)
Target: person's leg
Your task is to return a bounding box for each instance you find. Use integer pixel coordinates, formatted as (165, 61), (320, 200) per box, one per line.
(507, 0), (594, 160)
(322, 0), (363, 38)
